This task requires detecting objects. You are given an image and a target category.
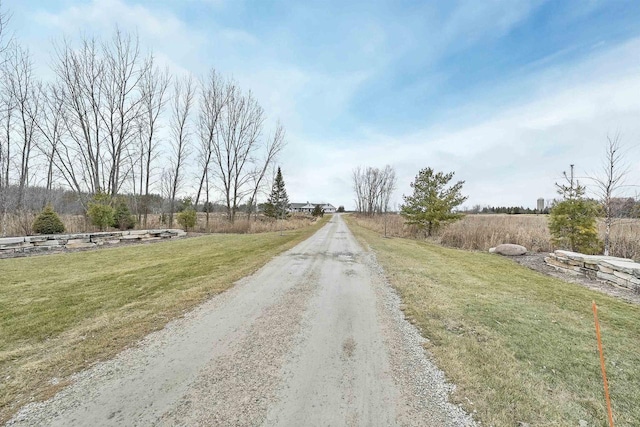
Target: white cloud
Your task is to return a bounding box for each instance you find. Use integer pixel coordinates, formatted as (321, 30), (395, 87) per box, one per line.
(8, 1), (640, 211)
(285, 37), (640, 209)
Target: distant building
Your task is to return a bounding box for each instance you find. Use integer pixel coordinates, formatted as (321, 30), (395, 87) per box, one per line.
(289, 202), (337, 214)
(537, 198), (545, 212)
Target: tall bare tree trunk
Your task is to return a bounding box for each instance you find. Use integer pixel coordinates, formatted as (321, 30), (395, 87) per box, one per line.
(590, 134), (629, 256)
(168, 76), (194, 227)
(138, 56), (170, 228)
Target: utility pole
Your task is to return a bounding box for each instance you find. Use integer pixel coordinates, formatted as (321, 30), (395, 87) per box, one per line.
(570, 164), (575, 193)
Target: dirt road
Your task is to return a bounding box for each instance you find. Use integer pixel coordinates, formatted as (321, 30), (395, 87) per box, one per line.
(9, 214), (473, 426)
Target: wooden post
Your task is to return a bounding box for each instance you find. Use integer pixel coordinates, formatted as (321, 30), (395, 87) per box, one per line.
(592, 301), (614, 427)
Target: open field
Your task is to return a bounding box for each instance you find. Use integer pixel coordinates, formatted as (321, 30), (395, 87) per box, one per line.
(351, 214), (640, 260)
(0, 212), (316, 237)
(346, 216), (640, 426)
(0, 217), (327, 424)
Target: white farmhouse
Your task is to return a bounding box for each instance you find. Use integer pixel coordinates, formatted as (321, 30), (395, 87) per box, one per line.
(289, 202), (336, 214)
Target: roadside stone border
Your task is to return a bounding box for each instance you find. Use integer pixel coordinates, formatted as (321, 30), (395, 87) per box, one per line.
(0, 229), (187, 256)
(545, 250), (640, 292)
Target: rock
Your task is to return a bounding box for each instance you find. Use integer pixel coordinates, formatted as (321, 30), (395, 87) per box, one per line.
(25, 236), (48, 243)
(120, 235), (142, 240)
(600, 259), (640, 277)
(0, 237), (25, 246)
(65, 242), (96, 249)
(67, 238), (91, 245)
(490, 244), (527, 256)
(33, 240), (61, 247)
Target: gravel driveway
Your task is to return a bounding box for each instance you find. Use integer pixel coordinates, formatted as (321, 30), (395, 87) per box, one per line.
(8, 214), (474, 426)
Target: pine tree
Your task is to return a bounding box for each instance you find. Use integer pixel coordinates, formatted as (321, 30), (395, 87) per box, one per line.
(400, 168), (467, 236)
(32, 205), (65, 234)
(264, 167), (290, 219)
(312, 204), (324, 217)
(549, 165), (601, 254)
(112, 198), (136, 230)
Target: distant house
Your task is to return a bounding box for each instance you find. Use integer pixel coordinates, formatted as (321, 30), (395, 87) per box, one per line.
(289, 202), (337, 214)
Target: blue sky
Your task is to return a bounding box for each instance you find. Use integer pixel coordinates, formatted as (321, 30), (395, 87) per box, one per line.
(6, 0), (640, 208)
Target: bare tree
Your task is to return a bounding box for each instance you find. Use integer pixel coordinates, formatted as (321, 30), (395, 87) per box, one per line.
(51, 29), (146, 199)
(100, 29), (146, 196)
(245, 122), (285, 221)
(167, 75), (194, 227)
(589, 134), (630, 256)
(0, 5), (14, 234)
(53, 35), (106, 195)
(0, 54), (13, 189)
(194, 69), (227, 210)
(0, 59), (13, 235)
(212, 84), (265, 223)
(137, 55), (170, 227)
(352, 165), (396, 216)
(4, 42), (39, 209)
(30, 81), (66, 206)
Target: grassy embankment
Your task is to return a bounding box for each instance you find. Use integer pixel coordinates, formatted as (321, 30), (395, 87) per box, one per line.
(0, 217), (328, 423)
(346, 217), (640, 427)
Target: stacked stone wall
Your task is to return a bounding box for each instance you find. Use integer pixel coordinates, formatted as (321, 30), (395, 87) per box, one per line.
(0, 229), (187, 257)
(545, 250), (640, 291)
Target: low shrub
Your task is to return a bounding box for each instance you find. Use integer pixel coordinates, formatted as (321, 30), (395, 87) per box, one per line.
(32, 205), (65, 234)
(112, 199), (136, 230)
(177, 209), (197, 231)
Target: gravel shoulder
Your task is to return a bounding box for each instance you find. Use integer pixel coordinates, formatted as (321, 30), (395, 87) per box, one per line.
(511, 252), (640, 305)
(8, 214), (473, 426)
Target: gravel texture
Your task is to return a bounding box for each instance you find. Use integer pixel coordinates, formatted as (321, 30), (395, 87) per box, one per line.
(8, 214), (475, 426)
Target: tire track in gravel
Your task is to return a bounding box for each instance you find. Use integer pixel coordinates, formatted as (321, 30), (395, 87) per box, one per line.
(157, 270), (321, 426)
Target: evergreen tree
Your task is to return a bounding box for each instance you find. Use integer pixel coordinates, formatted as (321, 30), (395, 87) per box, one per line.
(112, 198), (136, 230)
(400, 168), (467, 237)
(87, 192), (115, 231)
(549, 165), (601, 254)
(312, 204), (324, 217)
(33, 205), (65, 234)
(177, 197), (197, 231)
(264, 167), (290, 219)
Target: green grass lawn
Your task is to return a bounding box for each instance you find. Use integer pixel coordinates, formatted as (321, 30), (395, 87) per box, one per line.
(346, 218), (640, 427)
(0, 219), (327, 423)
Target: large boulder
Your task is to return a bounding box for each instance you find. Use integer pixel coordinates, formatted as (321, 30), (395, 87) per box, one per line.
(489, 244), (527, 256)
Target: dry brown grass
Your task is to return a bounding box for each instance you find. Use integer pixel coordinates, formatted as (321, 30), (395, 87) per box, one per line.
(350, 213), (640, 260)
(190, 213), (317, 234)
(440, 214), (552, 252)
(0, 212), (317, 237)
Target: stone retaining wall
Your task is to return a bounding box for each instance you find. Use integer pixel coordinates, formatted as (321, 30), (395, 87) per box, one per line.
(0, 229), (187, 256)
(545, 250), (640, 291)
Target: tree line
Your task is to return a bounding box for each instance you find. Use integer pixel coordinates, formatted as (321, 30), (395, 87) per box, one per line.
(0, 13), (285, 236)
(353, 136), (637, 258)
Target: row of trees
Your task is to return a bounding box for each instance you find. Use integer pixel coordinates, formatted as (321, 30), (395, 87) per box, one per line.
(352, 165), (396, 215)
(470, 206), (548, 215)
(0, 14), (285, 236)
(352, 164), (468, 237)
(550, 135), (635, 255)
(354, 136), (635, 258)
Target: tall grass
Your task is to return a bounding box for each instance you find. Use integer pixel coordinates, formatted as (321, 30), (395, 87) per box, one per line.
(0, 212), (317, 237)
(350, 214), (640, 260)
